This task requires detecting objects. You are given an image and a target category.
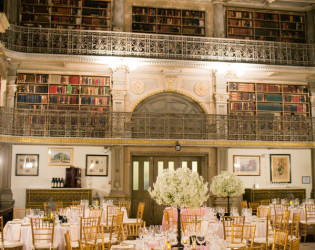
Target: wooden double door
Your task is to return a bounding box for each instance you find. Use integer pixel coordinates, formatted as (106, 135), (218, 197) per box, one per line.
(131, 156), (202, 225)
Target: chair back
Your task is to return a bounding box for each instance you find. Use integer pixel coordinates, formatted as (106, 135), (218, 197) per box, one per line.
(83, 225), (105, 248)
(289, 237), (301, 250)
(64, 230), (73, 250)
(118, 200), (131, 217)
(106, 205), (121, 227)
(72, 201), (80, 206)
(89, 208), (103, 218)
(14, 208), (31, 219)
(110, 211), (124, 242)
(80, 216), (100, 240)
(242, 224), (256, 247)
(281, 210), (290, 230)
(240, 200), (248, 209)
(70, 205), (85, 217)
(290, 212), (300, 238)
(186, 208), (202, 217)
(181, 214), (200, 234)
(164, 208), (176, 229)
(272, 229), (289, 250)
(30, 217), (55, 247)
(260, 199), (271, 206)
(222, 216), (245, 241)
(248, 202), (260, 215)
(257, 206), (271, 218)
(137, 202), (145, 222)
(305, 204), (315, 223)
(231, 224), (244, 244)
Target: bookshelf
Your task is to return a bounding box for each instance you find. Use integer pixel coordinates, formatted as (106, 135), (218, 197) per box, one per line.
(226, 8), (306, 43)
(19, 0), (112, 31)
(228, 82), (309, 116)
(132, 6), (205, 36)
(16, 73), (111, 112)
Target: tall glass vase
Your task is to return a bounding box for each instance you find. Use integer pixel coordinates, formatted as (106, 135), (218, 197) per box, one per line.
(172, 207), (184, 249)
(227, 195), (230, 216)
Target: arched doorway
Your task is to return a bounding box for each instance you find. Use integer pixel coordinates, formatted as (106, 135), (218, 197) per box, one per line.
(131, 93), (208, 225)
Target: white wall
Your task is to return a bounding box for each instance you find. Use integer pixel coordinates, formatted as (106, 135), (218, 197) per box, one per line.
(227, 148), (312, 198)
(11, 145), (111, 208)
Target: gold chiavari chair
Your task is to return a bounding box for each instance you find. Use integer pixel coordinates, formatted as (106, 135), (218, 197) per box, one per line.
(64, 230), (73, 250)
(136, 202), (145, 223)
(186, 207), (202, 217)
(248, 202), (260, 216)
(241, 200), (248, 210)
(89, 208), (103, 218)
(289, 237), (301, 250)
(118, 200), (131, 217)
(13, 208), (31, 219)
(72, 201), (80, 206)
(260, 199), (271, 206)
(70, 205), (85, 218)
(281, 210), (290, 231)
(243, 224), (256, 248)
(181, 214), (200, 235)
(164, 208), (176, 229)
(109, 211), (124, 243)
(163, 211), (172, 231)
(123, 212), (143, 240)
(106, 205), (121, 228)
(254, 215), (283, 249)
(30, 217), (58, 250)
(271, 229), (289, 250)
(289, 213), (300, 240)
(0, 216), (23, 249)
(55, 201), (63, 209)
(229, 224), (245, 249)
(300, 204), (315, 242)
(257, 206), (271, 218)
(222, 216), (245, 241)
(274, 204), (289, 217)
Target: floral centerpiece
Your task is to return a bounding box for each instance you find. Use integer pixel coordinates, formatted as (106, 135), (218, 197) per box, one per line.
(210, 171), (245, 215)
(149, 168), (209, 249)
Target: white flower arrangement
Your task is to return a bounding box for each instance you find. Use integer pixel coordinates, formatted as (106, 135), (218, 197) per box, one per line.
(210, 171), (245, 198)
(149, 168), (209, 209)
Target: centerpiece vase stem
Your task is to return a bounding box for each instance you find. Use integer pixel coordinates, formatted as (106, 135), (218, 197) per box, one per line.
(227, 195), (230, 215)
(173, 207), (184, 249)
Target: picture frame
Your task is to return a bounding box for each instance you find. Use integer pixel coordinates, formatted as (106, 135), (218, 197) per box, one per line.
(270, 154), (291, 183)
(302, 176), (311, 184)
(233, 155), (260, 176)
(48, 148), (73, 166)
(15, 154), (39, 176)
(86, 155), (108, 176)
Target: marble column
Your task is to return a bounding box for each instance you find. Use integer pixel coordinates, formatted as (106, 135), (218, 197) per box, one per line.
(109, 146), (126, 197)
(0, 143), (14, 208)
(213, 3), (225, 38)
(112, 0), (124, 31)
(306, 10), (315, 44)
(6, 64), (18, 108)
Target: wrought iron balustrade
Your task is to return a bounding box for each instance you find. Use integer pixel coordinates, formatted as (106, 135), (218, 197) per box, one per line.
(1, 25), (315, 66)
(0, 107), (313, 142)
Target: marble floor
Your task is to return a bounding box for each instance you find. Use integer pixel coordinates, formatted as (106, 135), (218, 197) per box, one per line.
(300, 243), (315, 250)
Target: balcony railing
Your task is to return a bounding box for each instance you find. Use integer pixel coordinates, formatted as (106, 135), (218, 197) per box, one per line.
(0, 107), (313, 142)
(1, 25), (315, 66)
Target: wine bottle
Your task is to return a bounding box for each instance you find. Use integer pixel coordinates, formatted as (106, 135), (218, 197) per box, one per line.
(57, 178), (61, 188)
(51, 178), (54, 188)
(60, 178), (64, 188)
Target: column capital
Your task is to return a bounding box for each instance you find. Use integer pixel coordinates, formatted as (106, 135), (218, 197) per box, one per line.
(111, 90), (127, 100)
(214, 93), (229, 103)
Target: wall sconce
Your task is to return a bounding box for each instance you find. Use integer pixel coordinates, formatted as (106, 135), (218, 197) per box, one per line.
(175, 141), (181, 151)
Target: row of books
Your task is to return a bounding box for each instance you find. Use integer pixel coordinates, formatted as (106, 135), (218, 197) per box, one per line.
(228, 11), (252, 19)
(133, 16), (156, 23)
(49, 85), (80, 94)
(228, 27), (253, 35)
(230, 102), (256, 111)
(17, 95), (47, 103)
(230, 92), (255, 101)
(257, 84), (280, 92)
(257, 94), (282, 102)
(81, 77), (110, 86)
(229, 83), (255, 92)
(52, 7), (81, 15)
(281, 15), (304, 23)
(255, 30), (279, 37)
(52, 16), (80, 24)
(18, 85), (48, 93)
(49, 96), (79, 104)
(257, 103), (283, 111)
(283, 85), (308, 93)
(82, 18), (108, 26)
(81, 97), (109, 105)
(81, 86), (109, 95)
(284, 95), (307, 102)
(284, 104), (307, 112)
(228, 20), (252, 27)
(133, 7), (156, 15)
(82, 9), (109, 17)
(255, 13), (279, 21)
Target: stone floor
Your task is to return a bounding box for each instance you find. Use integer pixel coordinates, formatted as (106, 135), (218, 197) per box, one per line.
(300, 243), (315, 250)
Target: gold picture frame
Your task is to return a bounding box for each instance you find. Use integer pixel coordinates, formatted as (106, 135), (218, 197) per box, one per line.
(233, 155), (260, 176)
(48, 148), (73, 166)
(270, 154), (291, 183)
(86, 155), (108, 176)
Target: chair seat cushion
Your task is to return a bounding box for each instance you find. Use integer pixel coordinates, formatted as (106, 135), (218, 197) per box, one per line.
(300, 219), (315, 225)
(71, 241), (79, 248)
(33, 242), (58, 249)
(0, 241), (23, 248)
(254, 237), (274, 245)
(227, 243), (247, 248)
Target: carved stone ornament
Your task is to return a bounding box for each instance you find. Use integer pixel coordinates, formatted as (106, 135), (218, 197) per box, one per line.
(166, 79), (175, 90)
(131, 80), (145, 95)
(194, 82), (208, 97)
(214, 93), (229, 103)
(111, 90), (127, 99)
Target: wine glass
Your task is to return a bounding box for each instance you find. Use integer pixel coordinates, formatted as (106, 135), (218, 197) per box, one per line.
(181, 233), (190, 249)
(196, 231), (206, 246)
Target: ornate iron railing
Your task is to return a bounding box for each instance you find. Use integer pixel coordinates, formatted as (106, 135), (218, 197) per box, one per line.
(0, 107), (313, 142)
(1, 25), (315, 66)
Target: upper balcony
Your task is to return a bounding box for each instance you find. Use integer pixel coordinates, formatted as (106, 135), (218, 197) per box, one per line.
(0, 107), (314, 147)
(1, 25), (315, 67)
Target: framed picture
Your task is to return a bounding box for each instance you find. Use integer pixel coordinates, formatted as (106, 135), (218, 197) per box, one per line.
(302, 176), (311, 184)
(233, 155), (260, 176)
(86, 155), (108, 176)
(270, 154), (291, 183)
(48, 148), (73, 166)
(15, 154), (39, 176)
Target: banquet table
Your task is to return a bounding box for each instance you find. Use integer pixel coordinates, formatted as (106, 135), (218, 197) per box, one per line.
(269, 206), (305, 220)
(4, 206), (129, 250)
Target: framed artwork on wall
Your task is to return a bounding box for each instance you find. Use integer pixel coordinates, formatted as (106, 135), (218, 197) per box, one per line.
(15, 154), (39, 176)
(233, 155), (260, 176)
(270, 154), (291, 183)
(86, 155), (108, 176)
(48, 148), (73, 166)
